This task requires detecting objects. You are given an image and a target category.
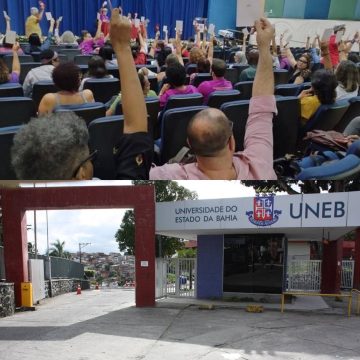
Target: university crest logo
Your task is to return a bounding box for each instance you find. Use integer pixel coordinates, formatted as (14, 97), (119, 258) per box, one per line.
(246, 194), (282, 226)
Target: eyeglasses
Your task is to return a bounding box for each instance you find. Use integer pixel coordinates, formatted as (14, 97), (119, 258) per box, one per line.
(71, 149), (98, 178)
(298, 59), (308, 65)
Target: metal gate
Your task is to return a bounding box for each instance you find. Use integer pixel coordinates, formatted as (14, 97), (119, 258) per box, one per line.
(287, 260), (322, 292)
(341, 260), (355, 289)
(156, 258), (196, 298)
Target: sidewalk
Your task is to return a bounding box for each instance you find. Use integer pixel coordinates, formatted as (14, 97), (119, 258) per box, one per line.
(0, 289), (359, 360)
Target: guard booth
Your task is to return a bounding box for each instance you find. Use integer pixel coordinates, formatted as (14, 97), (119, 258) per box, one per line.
(155, 192), (360, 299)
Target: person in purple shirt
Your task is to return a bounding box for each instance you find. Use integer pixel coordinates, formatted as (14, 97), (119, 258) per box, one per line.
(0, 42), (21, 84)
(80, 20), (106, 55)
(159, 63), (200, 108)
(197, 59), (233, 103)
(150, 17), (277, 180)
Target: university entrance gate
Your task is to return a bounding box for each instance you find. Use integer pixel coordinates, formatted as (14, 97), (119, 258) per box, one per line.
(0, 186), (155, 307)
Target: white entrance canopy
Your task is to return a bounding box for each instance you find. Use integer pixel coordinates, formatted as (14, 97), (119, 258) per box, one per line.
(156, 192), (360, 241)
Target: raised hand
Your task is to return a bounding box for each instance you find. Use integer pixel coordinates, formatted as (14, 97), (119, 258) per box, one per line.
(110, 8), (131, 49)
(255, 18), (275, 49)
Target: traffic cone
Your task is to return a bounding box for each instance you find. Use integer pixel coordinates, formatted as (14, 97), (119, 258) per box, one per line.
(76, 284), (81, 295)
(95, 282), (99, 290)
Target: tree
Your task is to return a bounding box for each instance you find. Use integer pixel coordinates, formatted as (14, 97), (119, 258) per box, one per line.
(241, 180), (360, 194)
(115, 181), (198, 257)
(177, 248), (197, 258)
(49, 239), (71, 259)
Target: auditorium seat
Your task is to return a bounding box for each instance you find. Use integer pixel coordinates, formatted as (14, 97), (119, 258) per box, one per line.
(159, 106), (208, 164)
(74, 55), (93, 65)
(192, 74), (213, 87)
(234, 81), (253, 100)
(207, 90), (241, 108)
(54, 102), (106, 126)
(334, 97), (360, 133)
(275, 84), (302, 97)
(83, 78), (120, 103)
(302, 100), (350, 134)
(0, 125), (21, 179)
(213, 49), (224, 59)
(0, 83), (24, 98)
(88, 114), (154, 179)
(136, 64), (158, 74)
(19, 62), (42, 84)
(115, 97), (160, 139)
(88, 115), (125, 179)
(273, 97), (301, 159)
(162, 93), (204, 112)
(274, 69), (290, 85)
(3, 55), (33, 72)
(57, 48), (82, 62)
(107, 66), (120, 79)
(220, 100), (250, 152)
(231, 64), (249, 80)
(148, 75), (158, 94)
(58, 54), (69, 64)
(0, 97), (36, 127)
(224, 68), (238, 85)
(32, 81), (59, 109)
(186, 64), (198, 75)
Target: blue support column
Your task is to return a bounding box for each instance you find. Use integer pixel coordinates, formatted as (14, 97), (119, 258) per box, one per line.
(197, 235), (224, 299)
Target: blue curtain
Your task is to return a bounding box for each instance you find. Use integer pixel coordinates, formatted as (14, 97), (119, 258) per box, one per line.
(0, 0), (208, 40)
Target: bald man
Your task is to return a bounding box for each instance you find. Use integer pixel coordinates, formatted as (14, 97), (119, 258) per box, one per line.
(25, 3), (45, 38)
(150, 17), (277, 180)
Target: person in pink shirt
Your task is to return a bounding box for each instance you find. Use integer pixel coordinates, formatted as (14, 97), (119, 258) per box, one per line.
(159, 63), (200, 108)
(197, 59), (233, 104)
(150, 17), (277, 180)
(80, 20), (106, 55)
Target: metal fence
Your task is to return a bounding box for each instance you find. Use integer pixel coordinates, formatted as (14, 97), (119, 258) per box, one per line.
(287, 260), (322, 292)
(341, 260), (355, 289)
(28, 254), (84, 279)
(0, 246), (5, 281)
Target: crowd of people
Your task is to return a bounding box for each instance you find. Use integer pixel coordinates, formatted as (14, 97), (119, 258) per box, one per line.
(0, 3), (360, 180)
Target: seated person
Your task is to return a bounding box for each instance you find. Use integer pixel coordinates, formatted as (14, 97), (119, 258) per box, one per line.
(150, 17), (277, 180)
(80, 20), (106, 55)
(131, 29), (147, 65)
(38, 62), (94, 115)
(298, 69), (338, 124)
(23, 49), (60, 97)
(106, 72), (157, 116)
(12, 8), (153, 180)
(344, 116), (360, 137)
(286, 51), (312, 84)
(239, 50), (259, 81)
(25, 18), (55, 54)
(159, 63), (200, 108)
(54, 18), (78, 47)
(0, 43), (21, 84)
(335, 60), (359, 101)
(189, 58), (211, 84)
(197, 59), (233, 104)
(234, 51), (248, 65)
(99, 45), (118, 67)
(79, 55), (113, 90)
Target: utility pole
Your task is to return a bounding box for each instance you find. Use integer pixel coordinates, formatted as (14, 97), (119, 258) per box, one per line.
(79, 242), (91, 264)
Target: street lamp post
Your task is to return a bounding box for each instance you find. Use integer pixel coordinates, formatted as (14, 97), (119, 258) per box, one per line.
(79, 242), (91, 264)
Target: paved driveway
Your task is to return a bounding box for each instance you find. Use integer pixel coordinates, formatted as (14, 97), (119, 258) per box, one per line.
(0, 289), (359, 360)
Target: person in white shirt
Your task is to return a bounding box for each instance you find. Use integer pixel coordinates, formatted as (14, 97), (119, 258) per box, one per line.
(23, 49), (60, 97)
(336, 60), (359, 101)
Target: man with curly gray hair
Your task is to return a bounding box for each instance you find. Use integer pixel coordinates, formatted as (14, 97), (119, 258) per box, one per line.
(11, 112), (94, 180)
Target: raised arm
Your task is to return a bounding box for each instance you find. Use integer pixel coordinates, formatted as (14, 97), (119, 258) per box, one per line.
(54, 17), (62, 44)
(37, 1), (45, 22)
(11, 42), (21, 75)
(242, 31), (247, 52)
(285, 47), (297, 68)
(5, 13), (11, 32)
(164, 28), (169, 45)
(305, 35), (311, 50)
(195, 24), (201, 47)
(320, 41), (332, 70)
(94, 19), (102, 40)
(138, 30), (146, 53)
(207, 33), (214, 65)
(175, 30), (184, 65)
(110, 8), (147, 133)
(253, 18), (274, 97)
(148, 30), (160, 58)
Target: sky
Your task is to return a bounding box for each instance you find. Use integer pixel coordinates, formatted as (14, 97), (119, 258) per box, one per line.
(24, 181), (281, 255)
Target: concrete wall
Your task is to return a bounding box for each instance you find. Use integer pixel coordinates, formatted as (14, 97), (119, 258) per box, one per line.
(197, 235), (224, 299)
(45, 279), (90, 298)
(0, 283), (15, 318)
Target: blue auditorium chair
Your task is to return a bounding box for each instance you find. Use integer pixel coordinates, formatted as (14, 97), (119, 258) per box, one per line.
(0, 97), (36, 127)
(0, 83), (24, 98)
(83, 78), (120, 104)
(207, 90), (241, 108)
(0, 125), (21, 179)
